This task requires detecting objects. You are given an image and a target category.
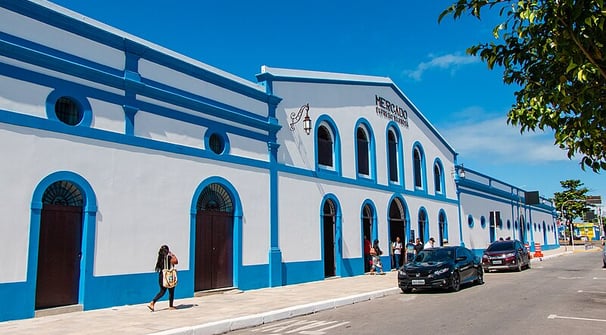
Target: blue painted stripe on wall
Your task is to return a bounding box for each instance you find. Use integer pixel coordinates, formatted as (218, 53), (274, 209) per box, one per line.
(0, 281), (35, 321)
(0, 110), (271, 170)
(237, 264), (269, 291)
(83, 272), (192, 310)
(0, 37), (279, 134)
(1, 1), (280, 104)
(282, 260), (325, 286)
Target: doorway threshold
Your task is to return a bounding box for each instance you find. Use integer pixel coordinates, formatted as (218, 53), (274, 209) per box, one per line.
(35, 304), (83, 318)
(194, 287), (242, 297)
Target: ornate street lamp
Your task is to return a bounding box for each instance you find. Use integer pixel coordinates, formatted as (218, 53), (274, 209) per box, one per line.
(289, 103), (312, 135)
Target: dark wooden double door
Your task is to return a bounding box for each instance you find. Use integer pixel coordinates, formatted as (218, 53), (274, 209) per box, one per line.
(36, 204), (82, 309)
(195, 211), (233, 291)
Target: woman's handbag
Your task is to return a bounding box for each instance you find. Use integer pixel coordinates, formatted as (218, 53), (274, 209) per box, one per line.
(162, 255), (178, 288)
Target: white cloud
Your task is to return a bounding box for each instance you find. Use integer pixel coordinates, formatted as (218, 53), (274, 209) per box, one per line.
(440, 111), (569, 164)
(405, 53), (479, 81)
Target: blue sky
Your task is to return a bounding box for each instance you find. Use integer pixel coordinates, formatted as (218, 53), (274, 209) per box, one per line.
(48, 0), (605, 204)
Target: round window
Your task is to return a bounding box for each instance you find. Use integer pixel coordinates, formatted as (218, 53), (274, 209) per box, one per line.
(55, 97), (82, 126)
(209, 133), (225, 154)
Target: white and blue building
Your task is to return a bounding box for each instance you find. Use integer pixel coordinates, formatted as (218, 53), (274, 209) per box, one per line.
(0, 0), (558, 321)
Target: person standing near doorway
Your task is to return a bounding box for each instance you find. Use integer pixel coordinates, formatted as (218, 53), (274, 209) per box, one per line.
(364, 236), (372, 272)
(391, 237), (403, 269)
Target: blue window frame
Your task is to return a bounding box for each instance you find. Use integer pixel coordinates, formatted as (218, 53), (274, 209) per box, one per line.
(315, 117), (341, 175)
(412, 142), (426, 191)
(354, 119), (376, 181)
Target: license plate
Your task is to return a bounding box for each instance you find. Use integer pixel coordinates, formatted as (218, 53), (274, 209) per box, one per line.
(412, 279), (425, 285)
(492, 260), (502, 265)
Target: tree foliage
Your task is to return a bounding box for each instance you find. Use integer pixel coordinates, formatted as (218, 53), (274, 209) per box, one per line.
(439, 0), (606, 172)
(553, 179), (590, 220)
(553, 179), (590, 242)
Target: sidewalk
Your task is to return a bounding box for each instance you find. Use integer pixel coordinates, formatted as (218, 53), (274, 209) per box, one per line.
(0, 246), (583, 335)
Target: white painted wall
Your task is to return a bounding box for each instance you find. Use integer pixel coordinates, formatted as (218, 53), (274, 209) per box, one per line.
(0, 7), (125, 71)
(0, 125), (271, 281)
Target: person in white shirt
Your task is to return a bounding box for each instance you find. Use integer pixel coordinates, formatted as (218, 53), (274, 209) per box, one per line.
(424, 237), (436, 249)
(391, 237), (403, 269)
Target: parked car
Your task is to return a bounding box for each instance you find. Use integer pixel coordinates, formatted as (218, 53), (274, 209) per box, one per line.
(398, 246), (483, 293)
(482, 240), (531, 272)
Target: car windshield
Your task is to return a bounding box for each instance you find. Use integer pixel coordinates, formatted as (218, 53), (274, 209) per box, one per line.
(415, 248), (454, 262)
(486, 242), (515, 252)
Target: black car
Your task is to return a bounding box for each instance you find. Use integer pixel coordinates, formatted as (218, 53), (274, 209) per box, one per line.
(398, 246), (484, 293)
(481, 240), (531, 272)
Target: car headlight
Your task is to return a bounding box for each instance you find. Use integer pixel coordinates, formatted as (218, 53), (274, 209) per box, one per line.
(434, 267), (450, 276)
(505, 252), (516, 258)
(398, 269), (407, 276)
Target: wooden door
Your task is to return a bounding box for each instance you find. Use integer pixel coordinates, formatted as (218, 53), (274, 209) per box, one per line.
(36, 204), (82, 309)
(195, 211), (233, 291)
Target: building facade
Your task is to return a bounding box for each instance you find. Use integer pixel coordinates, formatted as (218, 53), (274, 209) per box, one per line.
(0, 1), (557, 321)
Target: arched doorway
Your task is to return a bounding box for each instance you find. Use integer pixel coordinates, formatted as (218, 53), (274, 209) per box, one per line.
(36, 181), (83, 310)
(195, 183), (234, 291)
(323, 199), (337, 278)
(361, 203), (373, 273)
(388, 198), (406, 268)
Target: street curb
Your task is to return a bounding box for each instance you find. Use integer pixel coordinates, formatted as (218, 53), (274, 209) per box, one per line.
(149, 287), (401, 335)
(530, 251), (572, 263)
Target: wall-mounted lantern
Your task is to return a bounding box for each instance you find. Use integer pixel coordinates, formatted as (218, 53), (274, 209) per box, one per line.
(289, 103), (312, 135)
(453, 164), (465, 180)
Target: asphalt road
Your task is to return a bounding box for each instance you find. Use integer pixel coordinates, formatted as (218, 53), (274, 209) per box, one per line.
(229, 251), (606, 335)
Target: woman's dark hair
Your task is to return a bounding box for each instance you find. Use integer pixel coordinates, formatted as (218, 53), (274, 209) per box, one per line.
(155, 245), (169, 272)
(373, 240), (382, 255)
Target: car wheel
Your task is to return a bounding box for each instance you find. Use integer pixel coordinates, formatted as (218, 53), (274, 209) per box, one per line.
(401, 287), (412, 293)
(526, 259), (531, 269)
(516, 258), (522, 272)
(450, 272), (461, 292)
(475, 267), (484, 285)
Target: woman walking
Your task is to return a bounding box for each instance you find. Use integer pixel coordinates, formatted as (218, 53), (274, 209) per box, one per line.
(148, 245), (178, 312)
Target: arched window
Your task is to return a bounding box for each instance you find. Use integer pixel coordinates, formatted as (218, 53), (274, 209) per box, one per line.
(413, 146), (424, 189)
(387, 129), (398, 183)
(418, 209), (428, 242)
(357, 127), (370, 176)
(317, 125), (334, 167)
(433, 161), (444, 194)
(196, 183), (233, 213)
(42, 181), (83, 206)
(438, 211), (448, 246)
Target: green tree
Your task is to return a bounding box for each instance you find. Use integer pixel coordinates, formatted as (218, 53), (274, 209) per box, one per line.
(439, 1), (606, 172)
(553, 179), (589, 244)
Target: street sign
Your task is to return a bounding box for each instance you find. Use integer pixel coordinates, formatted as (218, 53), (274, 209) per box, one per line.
(586, 196), (602, 204)
(524, 191), (539, 205)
